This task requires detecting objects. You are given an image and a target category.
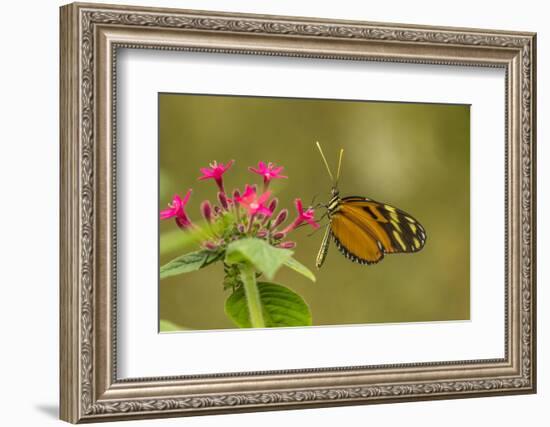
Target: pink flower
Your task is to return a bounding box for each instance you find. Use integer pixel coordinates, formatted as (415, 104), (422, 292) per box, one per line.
(248, 161), (287, 189)
(160, 190), (193, 229)
(198, 160), (234, 192)
(235, 185), (273, 217)
(282, 198), (319, 233)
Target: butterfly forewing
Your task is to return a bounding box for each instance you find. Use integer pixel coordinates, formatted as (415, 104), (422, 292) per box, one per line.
(329, 196), (426, 265)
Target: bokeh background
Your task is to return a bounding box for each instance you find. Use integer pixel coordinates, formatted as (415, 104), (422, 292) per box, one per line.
(159, 93), (470, 330)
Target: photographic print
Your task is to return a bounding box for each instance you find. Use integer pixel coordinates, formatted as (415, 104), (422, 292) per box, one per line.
(159, 94), (470, 331)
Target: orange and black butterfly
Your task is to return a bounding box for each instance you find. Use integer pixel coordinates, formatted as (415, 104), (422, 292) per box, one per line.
(315, 142), (427, 268)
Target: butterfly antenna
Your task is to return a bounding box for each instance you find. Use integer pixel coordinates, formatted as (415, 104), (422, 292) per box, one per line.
(335, 148), (344, 186)
(315, 141), (334, 183)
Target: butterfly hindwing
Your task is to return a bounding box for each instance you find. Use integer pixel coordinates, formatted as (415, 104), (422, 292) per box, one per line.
(330, 210), (384, 264)
(329, 196), (426, 265)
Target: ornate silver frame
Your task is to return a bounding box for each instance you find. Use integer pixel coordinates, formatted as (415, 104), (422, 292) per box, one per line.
(60, 2), (536, 423)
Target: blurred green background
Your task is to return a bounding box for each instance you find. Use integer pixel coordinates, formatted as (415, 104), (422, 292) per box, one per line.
(159, 93), (470, 330)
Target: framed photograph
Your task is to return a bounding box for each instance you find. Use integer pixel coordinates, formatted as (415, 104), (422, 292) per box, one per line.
(60, 2), (537, 423)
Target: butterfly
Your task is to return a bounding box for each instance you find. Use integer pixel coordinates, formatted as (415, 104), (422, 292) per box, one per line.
(314, 142), (427, 268)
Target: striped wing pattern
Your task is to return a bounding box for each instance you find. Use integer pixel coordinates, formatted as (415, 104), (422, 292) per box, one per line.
(330, 196), (427, 265)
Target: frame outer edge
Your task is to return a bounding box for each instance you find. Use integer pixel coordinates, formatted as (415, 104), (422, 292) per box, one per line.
(528, 33), (536, 393)
(59, 2), (537, 422)
(60, 3), (81, 424)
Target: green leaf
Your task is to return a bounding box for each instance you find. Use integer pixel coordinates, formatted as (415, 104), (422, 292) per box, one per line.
(160, 250), (221, 279)
(284, 257), (316, 282)
(160, 228), (201, 256)
(225, 282), (312, 328)
(225, 238), (292, 280)
(159, 319), (189, 332)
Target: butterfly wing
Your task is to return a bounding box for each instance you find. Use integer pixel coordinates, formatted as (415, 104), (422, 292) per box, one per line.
(330, 196), (427, 265)
(330, 210), (384, 264)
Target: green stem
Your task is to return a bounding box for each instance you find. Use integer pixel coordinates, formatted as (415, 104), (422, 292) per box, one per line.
(239, 263), (265, 328)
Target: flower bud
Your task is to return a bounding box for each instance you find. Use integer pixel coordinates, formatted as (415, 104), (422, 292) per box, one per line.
(278, 241), (296, 249)
(213, 206), (222, 216)
(261, 198), (279, 225)
(272, 231), (285, 240)
(218, 191), (229, 210)
(237, 223), (246, 233)
(271, 209), (288, 229)
(203, 240), (219, 250)
(268, 198), (278, 213)
(201, 200), (213, 223)
(257, 229), (268, 238)
(233, 189), (241, 200)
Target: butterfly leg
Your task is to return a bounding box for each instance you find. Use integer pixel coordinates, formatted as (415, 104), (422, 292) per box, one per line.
(306, 218), (330, 237)
(315, 224), (332, 269)
(310, 193), (318, 207)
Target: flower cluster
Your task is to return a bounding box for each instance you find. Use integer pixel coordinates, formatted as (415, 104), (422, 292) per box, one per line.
(160, 160), (319, 251)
